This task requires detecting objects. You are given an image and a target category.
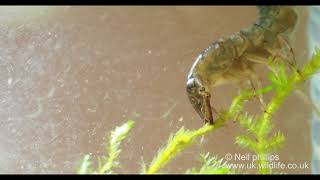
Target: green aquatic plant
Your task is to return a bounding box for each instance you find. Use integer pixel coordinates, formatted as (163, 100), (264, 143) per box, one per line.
(77, 49), (320, 174)
(235, 49), (320, 174)
(145, 85), (272, 174)
(77, 120), (135, 174)
(185, 153), (235, 174)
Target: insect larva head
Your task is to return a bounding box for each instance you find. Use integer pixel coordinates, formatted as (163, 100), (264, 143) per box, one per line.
(186, 77), (205, 120)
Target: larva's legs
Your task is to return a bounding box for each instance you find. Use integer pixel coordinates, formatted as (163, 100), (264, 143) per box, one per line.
(241, 53), (276, 73)
(249, 73), (266, 110)
(265, 35), (302, 77)
(239, 54), (270, 111)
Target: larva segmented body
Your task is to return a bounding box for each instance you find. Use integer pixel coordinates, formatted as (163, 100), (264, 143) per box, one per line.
(186, 6), (298, 124)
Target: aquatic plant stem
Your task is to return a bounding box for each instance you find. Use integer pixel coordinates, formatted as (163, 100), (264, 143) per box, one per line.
(146, 86), (272, 174)
(98, 120), (135, 174)
(146, 120), (226, 174)
(254, 51), (320, 174)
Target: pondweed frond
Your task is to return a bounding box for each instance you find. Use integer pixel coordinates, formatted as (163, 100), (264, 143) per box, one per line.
(77, 155), (93, 174)
(235, 49), (320, 174)
(76, 120), (134, 174)
(146, 125), (216, 174)
(186, 153), (234, 174)
(145, 85), (268, 174)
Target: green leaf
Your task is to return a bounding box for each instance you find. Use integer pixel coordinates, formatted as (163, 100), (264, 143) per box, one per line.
(98, 120), (135, 174)
(265, 131), (285, 152)
(186, 153), (234, 174)
(77, 154), (92, 174)
(238, 113), (258, 135)
(255, 117), (274, 138)
(235, 135), (257, 152)
(77, 120), (135, 174)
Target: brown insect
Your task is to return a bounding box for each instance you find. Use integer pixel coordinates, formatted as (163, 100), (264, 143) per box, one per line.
(186, 6), (298, 124)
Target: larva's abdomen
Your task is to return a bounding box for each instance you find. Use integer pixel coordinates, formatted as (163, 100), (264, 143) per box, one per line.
(256, 6), (298, 35)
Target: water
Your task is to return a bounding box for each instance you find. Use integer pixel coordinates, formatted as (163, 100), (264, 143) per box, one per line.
(0, 6), (313, 174)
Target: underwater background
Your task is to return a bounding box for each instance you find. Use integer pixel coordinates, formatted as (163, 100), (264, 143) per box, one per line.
(0, 6), (315, 174)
